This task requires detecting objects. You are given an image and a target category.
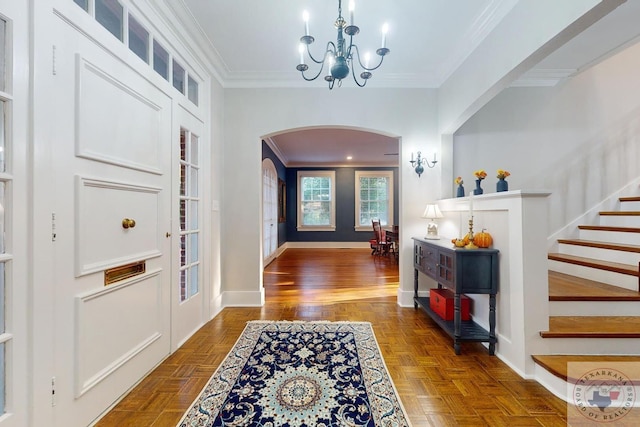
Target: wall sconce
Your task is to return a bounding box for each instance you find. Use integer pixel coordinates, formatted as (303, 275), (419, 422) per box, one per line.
(422, 203), (443, 239)
(409, 151), (437, 177)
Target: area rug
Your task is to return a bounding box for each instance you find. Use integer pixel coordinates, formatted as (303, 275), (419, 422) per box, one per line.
(178, 320), (411, 426)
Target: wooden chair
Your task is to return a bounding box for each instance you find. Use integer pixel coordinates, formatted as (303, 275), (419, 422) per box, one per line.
(371, 220), (394, 257)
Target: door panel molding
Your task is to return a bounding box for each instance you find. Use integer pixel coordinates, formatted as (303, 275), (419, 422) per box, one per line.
(74, 270), (163, 397)
(75, 55), (164, 174)
(75, 175), (162, 276)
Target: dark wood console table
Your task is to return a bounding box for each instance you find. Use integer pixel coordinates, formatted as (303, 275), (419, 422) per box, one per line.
(412, 237), (499, 355)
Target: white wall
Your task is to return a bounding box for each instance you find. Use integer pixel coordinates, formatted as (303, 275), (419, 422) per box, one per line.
(208, 76), (225, 318)
(438, 0), (612, 135)
(453, 39), (640, 236)
(221, 88), (439, 304)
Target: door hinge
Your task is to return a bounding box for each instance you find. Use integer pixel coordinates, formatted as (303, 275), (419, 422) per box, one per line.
(52, 213), (57, 242)
(51, 376), (56, 406)
(52, 45), (57, 75)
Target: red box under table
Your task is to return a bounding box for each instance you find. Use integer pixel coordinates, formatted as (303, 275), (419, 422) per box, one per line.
(429, 288), (470, 321)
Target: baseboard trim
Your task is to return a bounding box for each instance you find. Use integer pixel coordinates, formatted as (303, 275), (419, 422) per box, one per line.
(281, 241), (370, 249)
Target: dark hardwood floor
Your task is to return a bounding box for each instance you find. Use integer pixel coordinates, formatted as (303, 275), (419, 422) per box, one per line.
(96, 248), (568, 426)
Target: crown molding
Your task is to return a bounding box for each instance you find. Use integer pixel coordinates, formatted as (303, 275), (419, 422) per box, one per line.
(510, 68), (577, 87)
(436, 0), (519, 85)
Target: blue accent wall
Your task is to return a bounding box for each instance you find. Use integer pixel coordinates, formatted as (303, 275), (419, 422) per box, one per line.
(286, 166), (399, 242)
(262, 141), (399, 244)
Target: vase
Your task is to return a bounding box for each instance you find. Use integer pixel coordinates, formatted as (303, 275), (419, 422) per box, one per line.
(474, 179), (483, 195)
(456, 184), (465, 197)
(496, 178), (508, 192)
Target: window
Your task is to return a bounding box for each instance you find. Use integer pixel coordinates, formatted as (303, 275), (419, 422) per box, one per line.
(179, 129), (200, 302)
(95, 0), (123, 41)
(172, 60), (185, 93)
(0, 16), (10, 416)
(297, 171), (335, 231)
(187, 75), (198, 105)
(74, 0), (88, 12)
(73, 1), (200, 106)
(128, 14), (149, 63)
(355, 171), (393, 231)
(153, 40), (169, 80)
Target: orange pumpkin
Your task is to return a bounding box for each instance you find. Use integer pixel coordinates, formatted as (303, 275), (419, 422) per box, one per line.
(474, 230), (493, 248)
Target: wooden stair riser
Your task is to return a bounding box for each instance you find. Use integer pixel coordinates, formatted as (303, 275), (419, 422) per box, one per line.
(557, 242), (640, 265)
(536, 337), (640, 354)
(599, 215), (640, 228)
(550, 300), (640, 317)
(578, 228), (640, 246)
(548, 261), (638, 291)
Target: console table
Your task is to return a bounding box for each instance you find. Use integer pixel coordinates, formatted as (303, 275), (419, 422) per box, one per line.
(412, 237), (499, 355)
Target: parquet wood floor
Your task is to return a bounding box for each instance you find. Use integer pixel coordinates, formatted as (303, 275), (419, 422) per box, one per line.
(95, 248), (568, 426)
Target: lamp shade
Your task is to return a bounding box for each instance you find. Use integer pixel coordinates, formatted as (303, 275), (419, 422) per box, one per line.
(422, 204), (443, 219)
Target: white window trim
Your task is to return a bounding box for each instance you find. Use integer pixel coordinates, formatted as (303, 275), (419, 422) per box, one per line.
(297, 170), (336, 232)
(354, 170), (394, 232)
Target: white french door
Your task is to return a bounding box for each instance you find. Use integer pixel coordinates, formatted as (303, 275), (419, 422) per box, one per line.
(0, 2), (28, 426)
(172, 107), (206, 350)
(44, 12), (172, 427)
(262, 159), (278, 265)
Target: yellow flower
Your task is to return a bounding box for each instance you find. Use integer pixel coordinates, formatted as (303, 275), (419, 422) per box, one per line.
(497, 169), (511, 179)
(474, 169), (487, 180)
(454, 176), (463, 185)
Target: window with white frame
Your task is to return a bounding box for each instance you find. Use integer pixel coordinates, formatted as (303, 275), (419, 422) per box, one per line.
(355, 171), (393, 231)
(297, 171), (336, 231)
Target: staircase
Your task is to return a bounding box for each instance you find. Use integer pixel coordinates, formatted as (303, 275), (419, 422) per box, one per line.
(532, 196), (640, 397)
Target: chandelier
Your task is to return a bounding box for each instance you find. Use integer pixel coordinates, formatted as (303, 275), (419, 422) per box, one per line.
(296, 0), (390, 89)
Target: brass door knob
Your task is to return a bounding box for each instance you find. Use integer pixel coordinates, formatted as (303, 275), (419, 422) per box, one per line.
(122, 218), (136, 229)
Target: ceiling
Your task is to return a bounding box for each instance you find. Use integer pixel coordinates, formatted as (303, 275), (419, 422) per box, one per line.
(181, 0), (640, 166)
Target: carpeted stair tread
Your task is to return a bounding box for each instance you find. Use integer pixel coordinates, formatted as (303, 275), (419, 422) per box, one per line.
(548, 253), (638, 277)
(578, 225), (640, 233)
(548, 271), (640, 301)
(532, 355), (640, 382)
(557, 238), (640, 253)
(540, 316), (640, 338)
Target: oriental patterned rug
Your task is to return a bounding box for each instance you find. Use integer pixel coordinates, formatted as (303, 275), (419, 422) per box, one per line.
(178, 321), (411, 427)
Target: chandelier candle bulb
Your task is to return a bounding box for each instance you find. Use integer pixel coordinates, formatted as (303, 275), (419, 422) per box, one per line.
(303, 11), (309, 36)
(298, 44), (304, 64)
(381, 23), (388, 48)
(349, 1), (355, 26)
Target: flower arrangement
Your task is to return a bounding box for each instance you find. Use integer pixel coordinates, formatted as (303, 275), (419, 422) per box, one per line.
(454, 176), (463, 185)
(497, 169), (511, 180)
(474, 170), (487, 180)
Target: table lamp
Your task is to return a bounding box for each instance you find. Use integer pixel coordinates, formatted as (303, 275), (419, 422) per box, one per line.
(422, 204), (443, 239)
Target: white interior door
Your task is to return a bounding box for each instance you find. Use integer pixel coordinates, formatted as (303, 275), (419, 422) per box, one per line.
(46, 14), (172, 427)
(172, 107), (206, 349)
(262, 159), (278, 265)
